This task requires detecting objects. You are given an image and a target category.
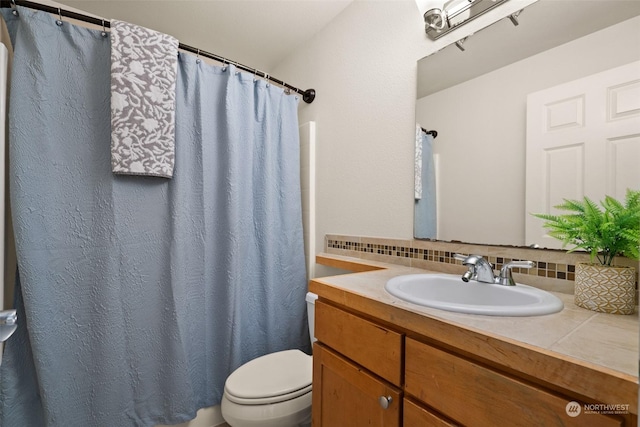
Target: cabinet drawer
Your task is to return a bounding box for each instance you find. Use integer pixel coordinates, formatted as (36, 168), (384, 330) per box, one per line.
(315, 300), (402, 386)
(404, 398), (459, 427)
(405, 338), (622, 427)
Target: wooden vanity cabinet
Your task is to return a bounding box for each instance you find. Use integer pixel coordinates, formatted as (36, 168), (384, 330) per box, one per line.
(312, 344), (401, 427)
(313, 299), (631, 427)
(314, 300), (402, 385)
(405, 338), (623, 427)
(403, 398), (459, 427)
(312, 300), (403, 426)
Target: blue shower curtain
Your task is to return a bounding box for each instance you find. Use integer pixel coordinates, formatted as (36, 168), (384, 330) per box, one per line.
(415, 132), (437, 239)
(0, 7), (309, 427)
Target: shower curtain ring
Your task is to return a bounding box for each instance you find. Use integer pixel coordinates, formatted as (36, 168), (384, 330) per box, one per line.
(196, 49), (201, 64)
(265, 73), (270, 87)
(221, 58), (227, 71)
(101, 19), (108, 37)
(10, 0), (18, 16)
(56, 8), (63, 26)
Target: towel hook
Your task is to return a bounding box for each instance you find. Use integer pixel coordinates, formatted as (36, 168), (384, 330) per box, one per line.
(196, 49), (201, 64)
(10, 0), (18, 16)
(56, 8), (63, 26)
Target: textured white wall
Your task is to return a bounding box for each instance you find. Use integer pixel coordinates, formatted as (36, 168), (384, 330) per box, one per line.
(275, 1), (426, 251)
(272, 0), (538, 263)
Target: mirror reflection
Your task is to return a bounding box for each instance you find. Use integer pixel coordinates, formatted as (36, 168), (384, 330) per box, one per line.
(414, 0), (640, 247)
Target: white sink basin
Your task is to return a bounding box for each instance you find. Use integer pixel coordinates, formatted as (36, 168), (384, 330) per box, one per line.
(385, 274), (564, 316)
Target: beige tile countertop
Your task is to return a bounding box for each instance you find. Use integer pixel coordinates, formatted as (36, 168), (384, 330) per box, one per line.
(310, 253), (639, 414)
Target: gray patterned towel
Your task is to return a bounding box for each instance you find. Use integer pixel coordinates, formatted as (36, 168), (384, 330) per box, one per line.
(110, 20), (179, 178)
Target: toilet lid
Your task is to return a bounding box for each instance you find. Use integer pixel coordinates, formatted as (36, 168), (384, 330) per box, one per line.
(224, 349), (312, 404)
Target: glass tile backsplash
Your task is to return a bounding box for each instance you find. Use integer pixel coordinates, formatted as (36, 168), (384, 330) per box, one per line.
(325, 235), (638, 295)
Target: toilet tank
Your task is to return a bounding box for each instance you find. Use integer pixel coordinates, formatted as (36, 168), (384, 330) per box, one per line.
(305, 292), (318, 343)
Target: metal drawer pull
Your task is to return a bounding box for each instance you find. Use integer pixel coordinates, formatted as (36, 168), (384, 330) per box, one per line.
(378, 395), (393, 409)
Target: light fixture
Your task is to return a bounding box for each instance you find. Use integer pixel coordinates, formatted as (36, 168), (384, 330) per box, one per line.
(508, 10), (522, 26)
(455, 37), (468, 51)
(416, 0), (447, 33)
(424, 8), (446, 31)
(416, 0), (446, 32)
(416, 0), (511, 40)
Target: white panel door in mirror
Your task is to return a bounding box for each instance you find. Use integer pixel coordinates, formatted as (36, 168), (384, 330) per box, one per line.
(608, 135), (640, 200)
(525, 60), (640, 249)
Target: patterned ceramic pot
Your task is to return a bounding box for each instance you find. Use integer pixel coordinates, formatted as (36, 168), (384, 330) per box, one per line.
(574, 263), (636, 315)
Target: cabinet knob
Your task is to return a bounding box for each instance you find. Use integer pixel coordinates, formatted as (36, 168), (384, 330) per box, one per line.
(378, 395), (393, 409)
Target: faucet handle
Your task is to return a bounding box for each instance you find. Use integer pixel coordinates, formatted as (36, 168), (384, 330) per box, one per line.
(456, 254), (491, 267)
(503, 260), (536, 269)
(453, 253), (468, 262)
(498, 260), (535, 286)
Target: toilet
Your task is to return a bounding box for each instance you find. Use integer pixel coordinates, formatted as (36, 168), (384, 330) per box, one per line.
(221, 292), (318, 427)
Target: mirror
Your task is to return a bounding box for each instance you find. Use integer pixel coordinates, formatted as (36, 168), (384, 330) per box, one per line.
(414, 0), (640, 246)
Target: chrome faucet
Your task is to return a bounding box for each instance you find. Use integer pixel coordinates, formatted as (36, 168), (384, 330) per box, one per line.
(454, 254), (535, 286)
(455, 254), (495, 283)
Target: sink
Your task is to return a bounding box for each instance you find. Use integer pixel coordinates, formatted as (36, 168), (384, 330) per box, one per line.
(385, 274), (564, 316)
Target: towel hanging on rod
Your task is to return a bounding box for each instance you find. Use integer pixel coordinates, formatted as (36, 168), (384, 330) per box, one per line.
(0, 0), (317, 103)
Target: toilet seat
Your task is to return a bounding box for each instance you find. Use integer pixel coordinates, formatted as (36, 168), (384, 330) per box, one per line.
(224, 349), (312, 405)
(225, 384), (312, 405)
(221, 390), (312, 427)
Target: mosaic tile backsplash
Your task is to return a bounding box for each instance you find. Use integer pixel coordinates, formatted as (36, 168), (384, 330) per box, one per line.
(325, 234), (639, 295)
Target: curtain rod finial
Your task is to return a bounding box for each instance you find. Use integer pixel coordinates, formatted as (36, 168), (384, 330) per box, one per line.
(303, 89), (315, 104)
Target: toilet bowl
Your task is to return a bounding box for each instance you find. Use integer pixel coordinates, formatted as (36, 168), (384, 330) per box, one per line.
(221, 292), (317, 427)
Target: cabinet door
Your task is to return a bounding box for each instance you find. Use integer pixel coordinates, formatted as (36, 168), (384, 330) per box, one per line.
(312, 343), (401, 427)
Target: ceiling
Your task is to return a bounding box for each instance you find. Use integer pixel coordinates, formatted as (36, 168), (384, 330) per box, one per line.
(58, 0), (353, 73)
(417, 0), (640, 98)
(49, 0), (640, 97)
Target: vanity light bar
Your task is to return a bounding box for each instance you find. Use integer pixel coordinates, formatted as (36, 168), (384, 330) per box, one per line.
(425, 0), (511, 40)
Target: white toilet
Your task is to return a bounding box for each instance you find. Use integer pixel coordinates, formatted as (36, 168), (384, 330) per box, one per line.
(221, 292), (318, 427)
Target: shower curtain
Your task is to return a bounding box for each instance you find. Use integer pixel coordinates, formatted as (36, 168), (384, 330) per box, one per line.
(0, 7), (309, 427)
(414, 130), (437, 239)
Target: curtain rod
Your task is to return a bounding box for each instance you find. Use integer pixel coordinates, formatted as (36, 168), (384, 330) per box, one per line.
(421, 127), (438, 138)
(0, 0), (317, 104)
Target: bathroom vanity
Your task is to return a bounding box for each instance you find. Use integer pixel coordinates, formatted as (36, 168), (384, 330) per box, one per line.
(310, 254), (638, 426)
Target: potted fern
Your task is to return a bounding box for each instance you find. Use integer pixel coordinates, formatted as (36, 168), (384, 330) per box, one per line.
(532, 189), (640, 315)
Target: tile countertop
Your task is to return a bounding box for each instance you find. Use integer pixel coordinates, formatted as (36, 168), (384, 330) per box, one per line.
(310, 253), (639, 412)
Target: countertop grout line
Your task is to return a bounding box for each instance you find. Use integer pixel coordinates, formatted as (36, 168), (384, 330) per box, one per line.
(547, 310), (599, 348)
